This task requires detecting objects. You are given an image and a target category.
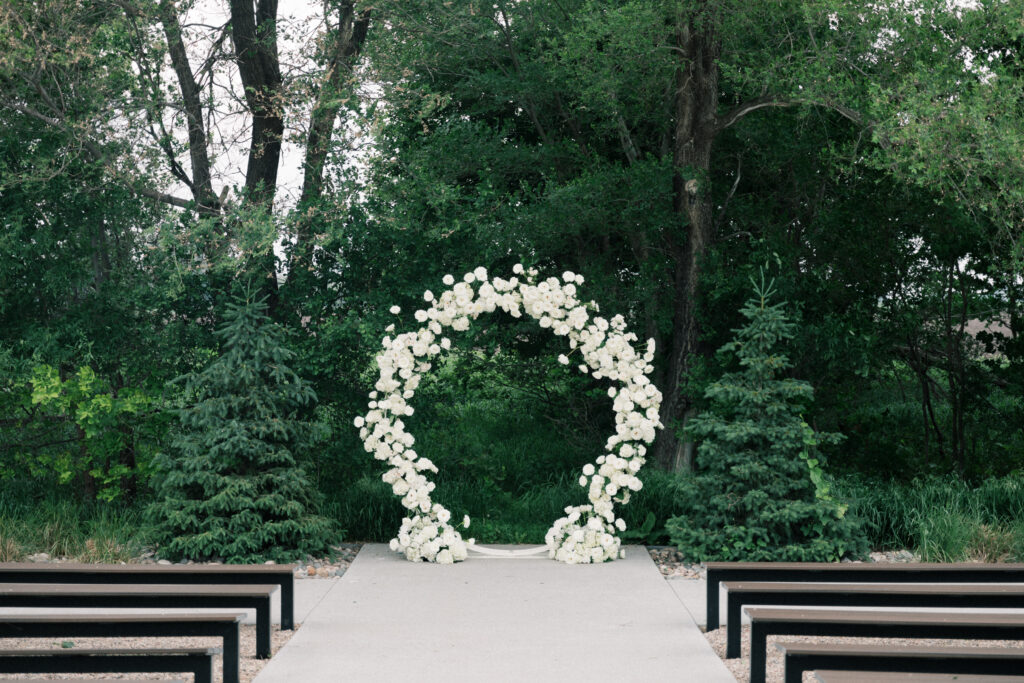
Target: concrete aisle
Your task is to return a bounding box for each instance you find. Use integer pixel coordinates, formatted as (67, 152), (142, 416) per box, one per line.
(255, 543), (734, 683)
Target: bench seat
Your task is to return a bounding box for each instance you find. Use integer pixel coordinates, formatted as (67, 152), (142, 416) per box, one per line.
(705, 561), (1024, 631)
(0, 561), (298, 629)
(0, 646), (218, 683)
(0, 582), (275, 658)
(775, 641), (1024, 683)
(813, 670), (1024, 683)
(744, 607), (1024, 683)
(0, 612), (244, 683)
(724, 581), (1024, 658)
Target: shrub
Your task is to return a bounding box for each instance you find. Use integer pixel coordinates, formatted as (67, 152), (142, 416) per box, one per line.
(149, 296), (335, 563)
(666, 275), (868, 561)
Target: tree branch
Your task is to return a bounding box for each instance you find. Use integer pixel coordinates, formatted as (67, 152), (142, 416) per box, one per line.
(716, 95), (864, 133)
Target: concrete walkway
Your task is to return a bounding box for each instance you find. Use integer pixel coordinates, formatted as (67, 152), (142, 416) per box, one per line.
(255, 544), (734, 683)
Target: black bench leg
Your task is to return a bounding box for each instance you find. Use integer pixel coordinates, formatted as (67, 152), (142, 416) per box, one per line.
(257, 596), (272, 658)
(784, 654), (806, 683)
(223, 623), (241, 683)
(195, 655), (213, 683)
(706, 571), (719, 631)
(281, 575), (295, 630)
(750, 622), (768, 683)
(726, 593), (742, 658)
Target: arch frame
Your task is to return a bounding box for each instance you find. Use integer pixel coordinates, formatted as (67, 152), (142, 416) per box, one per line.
(355, 265), (662, 564)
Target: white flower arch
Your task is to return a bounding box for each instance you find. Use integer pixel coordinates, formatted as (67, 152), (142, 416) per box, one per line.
(355, 265), (663, 564)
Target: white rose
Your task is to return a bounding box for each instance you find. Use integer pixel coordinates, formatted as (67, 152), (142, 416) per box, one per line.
(389, 305), (401, 314)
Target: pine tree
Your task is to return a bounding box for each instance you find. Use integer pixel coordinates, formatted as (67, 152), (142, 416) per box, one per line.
(666, 275), (867, 561)
(150, 296), (334, 563)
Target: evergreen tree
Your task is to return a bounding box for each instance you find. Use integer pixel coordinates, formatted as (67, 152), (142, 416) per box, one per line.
(150, 296), (334, 563)
(666, 275), (867, 561)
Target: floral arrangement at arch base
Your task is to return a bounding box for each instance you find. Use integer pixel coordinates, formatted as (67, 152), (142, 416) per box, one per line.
(355, 265), (663, 564)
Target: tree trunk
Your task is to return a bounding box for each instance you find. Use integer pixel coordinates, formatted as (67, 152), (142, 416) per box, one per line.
(229, 0), (285, 305)
(287, 2), (371, 295)
(229, 0), (285, 210)
(158, 0), (218, 215)
(652, 7), (721, 472)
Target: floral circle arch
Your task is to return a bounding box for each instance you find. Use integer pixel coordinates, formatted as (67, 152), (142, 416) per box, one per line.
(354, 265), (663, 564)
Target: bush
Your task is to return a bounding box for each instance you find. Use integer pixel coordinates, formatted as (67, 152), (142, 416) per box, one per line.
(148, 296), (335, 563)
(666, 275), (868, 561)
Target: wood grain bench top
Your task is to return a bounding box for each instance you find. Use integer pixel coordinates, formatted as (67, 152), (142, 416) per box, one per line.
(813, 671), (1024, 683)
(746, 607), (1024, 626)
(0, 647), (221, 656)
(708, 562), (1024, 571)
(726, 582), (1024, 595)
(774, 641), (1024, 659)
(15, 680), (186, 682)
(0, 612), (246, 624)
(0, 583), (276, 596)
(0, 562), (297, 574)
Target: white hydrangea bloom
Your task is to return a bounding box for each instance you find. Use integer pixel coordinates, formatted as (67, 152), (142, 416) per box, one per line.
(357, 266), (663, 564)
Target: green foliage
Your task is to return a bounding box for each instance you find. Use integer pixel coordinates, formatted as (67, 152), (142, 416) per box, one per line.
(0, 493), (150, 563)
(666, 275), (868, 561)
(149, 296), (335, 563)
(24, 365), (157, 500)
(838, 474), (1024, 561)
(0, 351), (164, 502)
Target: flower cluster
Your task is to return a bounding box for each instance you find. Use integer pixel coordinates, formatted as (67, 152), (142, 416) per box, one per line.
(389, 513), (469, 563)
(356, 265), (662, 563)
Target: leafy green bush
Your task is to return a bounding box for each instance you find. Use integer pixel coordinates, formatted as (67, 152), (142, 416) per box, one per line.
(666, 276), (868, 561)
(149, 296), (335, 563)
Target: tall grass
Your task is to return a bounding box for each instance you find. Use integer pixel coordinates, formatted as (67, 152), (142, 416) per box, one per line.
(0, 495), (151, 562)
(836, 475), (1024, 562)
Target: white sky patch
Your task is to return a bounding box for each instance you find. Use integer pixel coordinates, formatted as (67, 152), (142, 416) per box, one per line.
(164, 0), (325, 213)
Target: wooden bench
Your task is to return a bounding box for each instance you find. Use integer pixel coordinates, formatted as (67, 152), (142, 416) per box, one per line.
(704, 561), (1024, 630)
(16, 679), (185, 682)
(776, 642), (1024, 683)
(0, 561), (298, 629)
(0, 582), (275, 658)
(724, 582), (1024, 658)
(744, 608), (1024, 683)
(0, 646), (218, 683)
(0, 612), (244, 683)
(812, 671), (1024, 683)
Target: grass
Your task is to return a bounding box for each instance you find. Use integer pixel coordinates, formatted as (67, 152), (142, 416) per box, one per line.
(0, 495), (152, 563)
(836, 474), (1024, 562)
(325, 468), (683, 545)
